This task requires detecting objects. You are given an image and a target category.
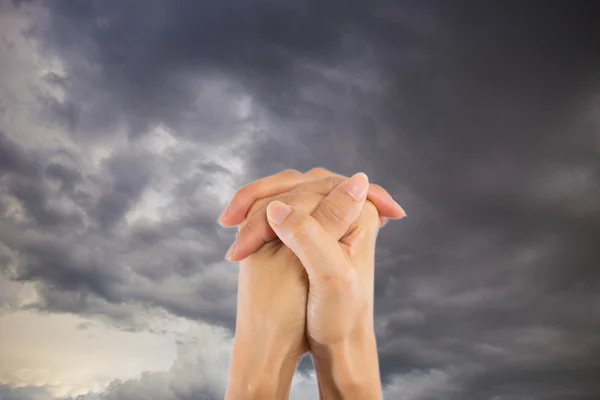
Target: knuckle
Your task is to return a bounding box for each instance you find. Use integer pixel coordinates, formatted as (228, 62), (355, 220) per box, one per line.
(278, 191), (321, 214)
(281, 169), (302, 178)
(247, 195), (274, 217)
(306, 167), (328, 176)
(240, 216), (257, 234)
(323, 176), (344, 191)
(234, 169), (304, 203)
(363, 199), (379, 217)
(231, 185), (249, 203)
(277, 192), (297, 204)
(289, 220), (315, 248)
(245, 202), (262, 218)
(302, 192), (324, 212)
(369, 183), (384, 191)
(234, 184), (254, 202)
(317, 196), (348, 225)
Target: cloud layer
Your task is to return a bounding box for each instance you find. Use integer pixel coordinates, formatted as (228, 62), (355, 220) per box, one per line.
(1, 0), (600, 398)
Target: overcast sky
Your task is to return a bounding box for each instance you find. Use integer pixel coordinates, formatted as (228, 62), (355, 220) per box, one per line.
(1, 1), (600, 399)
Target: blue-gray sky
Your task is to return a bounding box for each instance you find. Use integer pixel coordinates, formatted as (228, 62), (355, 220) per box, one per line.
(1, 1), (600, 399)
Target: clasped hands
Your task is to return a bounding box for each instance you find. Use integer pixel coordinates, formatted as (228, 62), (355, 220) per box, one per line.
(220, 168), (406, 400)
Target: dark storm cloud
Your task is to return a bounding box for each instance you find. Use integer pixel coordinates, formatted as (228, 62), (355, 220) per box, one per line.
(33, 0), (378, 143)
(342, 5), (600, 394)
(0, 129), (237, 328)
(45, 162), (83, 194)
(358, 4), (600, 397)
(0, 130), (40, 177)
(198, 1), (600, 397)
(4, 0), (600, 398)
(0, 131), (83, 230)
(92, 151), (154, 231)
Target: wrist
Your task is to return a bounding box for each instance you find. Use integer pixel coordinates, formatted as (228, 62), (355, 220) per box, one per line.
(225, 335), (303, 400)
(312, 326), (382, 400)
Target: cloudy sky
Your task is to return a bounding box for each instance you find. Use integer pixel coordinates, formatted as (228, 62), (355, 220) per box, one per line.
(1, 0), (600, 399)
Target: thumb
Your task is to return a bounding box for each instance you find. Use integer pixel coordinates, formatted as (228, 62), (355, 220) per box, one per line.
(311, 172), (369, 241)
(266, 200), (349, 279)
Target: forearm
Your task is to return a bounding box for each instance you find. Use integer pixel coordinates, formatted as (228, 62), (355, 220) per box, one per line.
(312, 327), (383, 400)
(225, 336), (300, 400)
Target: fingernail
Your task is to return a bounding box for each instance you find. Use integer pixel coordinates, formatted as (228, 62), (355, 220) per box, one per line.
(225, 242), (236, 261)
(394, 200), (407, 218)
(219, 204), (230, 219)
(267, 201), (292, 225)
(217, 206), (230, 225)
(344, 172), (369, 200)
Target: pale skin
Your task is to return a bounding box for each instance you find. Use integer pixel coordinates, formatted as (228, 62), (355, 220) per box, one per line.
(222, 168), (406, 399)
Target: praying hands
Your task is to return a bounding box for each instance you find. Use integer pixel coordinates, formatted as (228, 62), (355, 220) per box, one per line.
(221, 168), (406, 400)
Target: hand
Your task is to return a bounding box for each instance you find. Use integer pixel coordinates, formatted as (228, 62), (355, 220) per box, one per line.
(225, 217), (309, 399)
(224, 168), (402, 399)
(266, 173), (384, 399)
(220, 168), (405, 261)
(226, 178), (349, 398)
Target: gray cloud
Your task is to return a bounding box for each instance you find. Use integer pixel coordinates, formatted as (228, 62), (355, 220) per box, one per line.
(0, 128), (237, 328)
(2, 0), (600, 398)
(0, 385), (55, 400)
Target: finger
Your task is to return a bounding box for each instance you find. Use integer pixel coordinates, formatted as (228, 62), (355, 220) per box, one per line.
(221, 170), (406, 227)
(230, 176), (405, 227)
(230, 179), (404, 260)
(266, 201), (352, 279)
(305, 168), (406, 220)
(231, 172), (370, 262)
(227, 192), (322, 261)
(218, 169), (306, 226)
(366, 183), (406, 220)
(311, 172), (369, 241)
(340, 199), (381, 252)
(303, 173), (405, 221)
(243, 190), (387, 229)
(291, 179), (405, 224)
(239, 176), (344, 226)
